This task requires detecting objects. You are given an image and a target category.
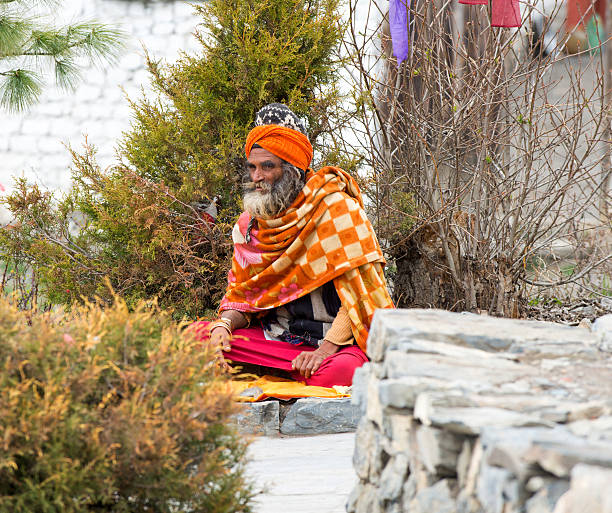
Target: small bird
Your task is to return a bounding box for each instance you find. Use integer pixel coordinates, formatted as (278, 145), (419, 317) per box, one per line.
(191, 197), (218, 226)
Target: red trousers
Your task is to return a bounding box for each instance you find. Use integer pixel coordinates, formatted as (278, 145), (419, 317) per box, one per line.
(192, 322), (368, 387)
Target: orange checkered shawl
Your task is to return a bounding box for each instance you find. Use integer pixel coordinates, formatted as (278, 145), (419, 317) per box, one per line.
(220, 166), (393, 352)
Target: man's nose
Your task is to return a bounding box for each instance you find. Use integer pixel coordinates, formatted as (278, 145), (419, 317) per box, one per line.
(251, 167), (264, 182)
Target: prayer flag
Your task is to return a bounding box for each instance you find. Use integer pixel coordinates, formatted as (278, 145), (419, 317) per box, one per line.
(389, 0), (410, 66)
(491, 0), (521, 27)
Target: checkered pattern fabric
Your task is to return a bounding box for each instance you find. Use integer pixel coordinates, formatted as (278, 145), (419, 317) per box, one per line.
(220, 166), (393, 352)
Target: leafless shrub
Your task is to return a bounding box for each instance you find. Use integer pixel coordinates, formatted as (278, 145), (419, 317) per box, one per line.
(340, 0), (611, 316)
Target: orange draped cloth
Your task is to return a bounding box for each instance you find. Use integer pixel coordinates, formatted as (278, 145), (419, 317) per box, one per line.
(220, 165), (393, 352)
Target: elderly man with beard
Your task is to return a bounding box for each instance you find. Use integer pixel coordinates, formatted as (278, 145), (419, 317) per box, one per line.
(199, 104), (393, 387)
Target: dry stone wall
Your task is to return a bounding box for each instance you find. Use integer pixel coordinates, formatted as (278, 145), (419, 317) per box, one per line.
(1, 0), (201, 222)
(349, 309), (612, 513)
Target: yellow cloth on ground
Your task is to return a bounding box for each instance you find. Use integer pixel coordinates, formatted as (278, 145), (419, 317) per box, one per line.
(231, 375), (351, 402)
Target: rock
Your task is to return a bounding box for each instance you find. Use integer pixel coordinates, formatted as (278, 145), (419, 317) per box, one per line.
(239, 386), (263, 399)
(366, 373), (385, 427)
(409, 478), (458, 513)
(525, 439), (612, 477)
(476, 464), (520, 513)
(456, 439), (473, 489)
(378, 376), (452, 410)
(593, 314), (612, 352)
(525, 479), (569, 513)
(369, 309), (598, 361)
(483, 431), (545, 481)
(235, 400), (279, 435)
(481, 426), (588, 480)
(379, 453), (410, 501)
(567, 416), (612, 440)
(352, 363), (370, 414)
(383, 351), (532, 387)
(416, 425), (464, 476)
(354, 418), (385, 483)
(552, 464), (612, 513)
(354, 309), (612, 513)
(396, 337), (518, 362)
(463, 439), (483, 496)
(382, 413), (413, 454)
(415, 403), (553, 435)
(350, 483), (383, 513)
(280, 397), (361, 435)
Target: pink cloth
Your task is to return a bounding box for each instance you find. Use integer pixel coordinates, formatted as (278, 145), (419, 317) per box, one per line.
(458, 0), (521, 27)
(491, 0), (521, 27)
(192, 322), (368, 387)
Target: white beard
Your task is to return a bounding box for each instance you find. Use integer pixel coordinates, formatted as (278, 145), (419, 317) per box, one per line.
(243, 166), (304, 219)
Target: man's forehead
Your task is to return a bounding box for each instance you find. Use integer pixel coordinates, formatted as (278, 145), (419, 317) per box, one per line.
(247, 147), (282, 164)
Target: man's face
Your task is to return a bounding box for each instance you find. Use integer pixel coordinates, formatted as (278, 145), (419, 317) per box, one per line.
(243, 147), (305, 219)
(246, 148), (284, 190)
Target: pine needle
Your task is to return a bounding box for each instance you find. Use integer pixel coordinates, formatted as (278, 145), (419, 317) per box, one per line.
(53, 56), (79, 90)
(0, 15), (31, 57)
(0, 67), (41, 112)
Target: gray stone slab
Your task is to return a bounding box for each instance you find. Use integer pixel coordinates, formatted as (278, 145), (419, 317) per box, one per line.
(525, 439), (612, 477)
(525, 478), (569, 513)
(396, 338), (519, 362)
(383, 351), (533, 387)
(422, 392), (609, 424)
(235, 400), (280, 435)
(415, 403), (554, 435)
(352, 363), (370, 414)
(593, 314), (612, 353)
(368, 309), (598, 362)
(481, 426), (582, 480)
(476, 464), (519, 513)
(408, 478), (458, 513)
(553, 464), (612, 513)
(378, 377), (455, 410)
(353, 418), (386, 484)
(280, 397), (361, 435)
(568, 415), (612, 440)
(379, 452), (409, 501)
(416, 424), (464, 476)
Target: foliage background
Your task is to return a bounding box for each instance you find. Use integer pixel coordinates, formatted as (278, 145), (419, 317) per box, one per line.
(0, 0), (347, 317)
(0, 293), (253, 512)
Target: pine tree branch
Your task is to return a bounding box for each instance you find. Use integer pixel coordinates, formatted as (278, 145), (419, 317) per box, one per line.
(0, 7), (125, 110)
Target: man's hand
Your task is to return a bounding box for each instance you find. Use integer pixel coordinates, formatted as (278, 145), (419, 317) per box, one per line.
(291, 340), (340, 379)
(210, 325), (232, 352)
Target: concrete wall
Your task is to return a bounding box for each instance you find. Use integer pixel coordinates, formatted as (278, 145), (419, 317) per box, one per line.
(1, 0), (201, 220)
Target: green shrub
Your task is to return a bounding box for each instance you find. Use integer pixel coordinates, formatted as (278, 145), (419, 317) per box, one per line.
(0, 0), (345, 316)
(0, 293), (254, 512)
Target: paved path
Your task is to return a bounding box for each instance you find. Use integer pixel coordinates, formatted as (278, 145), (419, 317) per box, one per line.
(247, 432), (357, 513)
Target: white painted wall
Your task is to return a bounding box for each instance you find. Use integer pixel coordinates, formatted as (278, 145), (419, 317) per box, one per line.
(0, 0), (201, 221)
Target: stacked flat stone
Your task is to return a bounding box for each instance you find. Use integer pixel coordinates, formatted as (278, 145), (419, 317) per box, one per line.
(349, 309), (612, 513)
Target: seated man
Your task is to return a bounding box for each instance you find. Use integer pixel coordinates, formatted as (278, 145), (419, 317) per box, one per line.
(198, 104), (393, 387)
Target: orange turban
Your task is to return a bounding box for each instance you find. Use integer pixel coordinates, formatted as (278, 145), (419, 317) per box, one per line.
(245, 125), (313, 171)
